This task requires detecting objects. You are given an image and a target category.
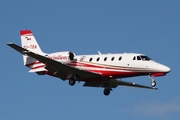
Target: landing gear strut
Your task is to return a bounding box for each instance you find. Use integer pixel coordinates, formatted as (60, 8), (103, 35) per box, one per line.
(149, 75), (156, 87)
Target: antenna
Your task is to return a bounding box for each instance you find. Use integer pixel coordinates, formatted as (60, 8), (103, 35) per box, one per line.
(98, 51), (101, 55)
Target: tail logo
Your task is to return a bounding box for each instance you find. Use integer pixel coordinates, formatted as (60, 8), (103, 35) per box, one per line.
(25, 37), (31, 40)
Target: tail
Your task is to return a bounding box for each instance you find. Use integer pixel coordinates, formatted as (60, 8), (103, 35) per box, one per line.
(20, 30), (46, 72)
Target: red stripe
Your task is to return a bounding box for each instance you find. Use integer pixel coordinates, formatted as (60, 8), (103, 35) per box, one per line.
(25, 60), (166, 79)
(25, 61), (42, 67)
(31, 65), (46, 70)
(152, 72), (165, 77)
(20, 30), (33, 36)
(68, 61), (167, 78)
(68, 62), (148, 71)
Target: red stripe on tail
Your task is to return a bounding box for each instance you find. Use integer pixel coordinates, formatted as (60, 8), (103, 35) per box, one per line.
(20, 30), (33, 36)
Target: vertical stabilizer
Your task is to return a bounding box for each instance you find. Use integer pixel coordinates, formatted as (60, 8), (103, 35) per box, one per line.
(21, 30), (43, 53)
(20, 30), (45, 68)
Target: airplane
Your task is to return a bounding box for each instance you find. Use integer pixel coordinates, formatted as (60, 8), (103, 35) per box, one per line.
(7, 30), (171, 96)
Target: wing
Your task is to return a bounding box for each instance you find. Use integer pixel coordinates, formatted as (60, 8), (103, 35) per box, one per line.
(7, 43), (102, 79)
(83, 79), (157, 90)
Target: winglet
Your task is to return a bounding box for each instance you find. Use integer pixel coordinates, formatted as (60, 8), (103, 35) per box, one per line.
(152, 87), (158, 90)
(7, 42), (13, 45)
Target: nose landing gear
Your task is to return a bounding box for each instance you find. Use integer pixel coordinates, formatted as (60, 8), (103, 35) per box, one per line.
(151, 81), (156, 87)
(149, 75), (156, 87)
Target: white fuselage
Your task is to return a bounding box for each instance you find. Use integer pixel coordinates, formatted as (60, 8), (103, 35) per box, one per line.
(28, 52), (170, 80)
(46, 52), (170, 80)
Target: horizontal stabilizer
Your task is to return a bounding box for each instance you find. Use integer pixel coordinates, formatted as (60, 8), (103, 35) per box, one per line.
(7, 43), (29, 55)
(29, 68), (46, 73)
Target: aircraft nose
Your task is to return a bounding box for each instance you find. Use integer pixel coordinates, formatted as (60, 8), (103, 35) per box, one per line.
(160, 65), (171, 73)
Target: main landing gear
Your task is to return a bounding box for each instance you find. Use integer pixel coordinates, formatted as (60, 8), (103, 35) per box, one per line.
(103, 84), (112, 96)
(104, 89), (110, 96)
(149, 75), (156, 87)
(69, 78), (76, 86)
(67, 74), (77, 86)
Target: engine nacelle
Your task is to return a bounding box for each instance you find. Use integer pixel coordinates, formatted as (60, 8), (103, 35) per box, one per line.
(47, 51), (75, 63)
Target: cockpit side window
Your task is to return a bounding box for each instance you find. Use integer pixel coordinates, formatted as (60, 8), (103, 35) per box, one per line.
(133, 56), (136, 60)
(140, 55), (152, 61)
(137, 56), (141, 60)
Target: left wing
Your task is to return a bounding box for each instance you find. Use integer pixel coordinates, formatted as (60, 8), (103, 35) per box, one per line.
(83, 79), (157, 90)
(7, 43), (102, 79)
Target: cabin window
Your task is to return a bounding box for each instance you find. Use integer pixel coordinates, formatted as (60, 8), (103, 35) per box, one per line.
(97, 57), (100, 61)
(104, 57), (107, 61)
(119, 56), (122, 61)
(89, 58), (93, 62)
(137, 56), (141, 60)
(111, 57), (115, 61)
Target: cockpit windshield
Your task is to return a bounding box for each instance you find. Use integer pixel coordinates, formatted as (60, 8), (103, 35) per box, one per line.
(140, 55), (152, 61)
(133, 55), (152, 61)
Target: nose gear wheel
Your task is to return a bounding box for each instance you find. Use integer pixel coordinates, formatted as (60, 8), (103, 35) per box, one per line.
(151, 81), (156, 87)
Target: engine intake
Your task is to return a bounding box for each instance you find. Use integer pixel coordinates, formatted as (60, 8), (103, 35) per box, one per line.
(69, 51), (75, 61)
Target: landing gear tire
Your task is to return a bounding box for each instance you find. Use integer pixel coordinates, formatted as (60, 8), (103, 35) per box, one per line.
(69, 79), (76, 86)
(103, 89), (110, 96)
(151, 81), (156, 87)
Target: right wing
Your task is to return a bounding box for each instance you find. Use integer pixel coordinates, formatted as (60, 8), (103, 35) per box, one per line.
(83, 79), (157, 90)
(7, 43), (102, 80)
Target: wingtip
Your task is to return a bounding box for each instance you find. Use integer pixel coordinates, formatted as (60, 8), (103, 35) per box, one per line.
(153, 87), (158, 90)
(6, 42), (14, 45)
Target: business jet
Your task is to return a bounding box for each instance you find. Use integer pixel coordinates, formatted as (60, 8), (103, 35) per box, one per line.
(7, 30), (171, 96)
